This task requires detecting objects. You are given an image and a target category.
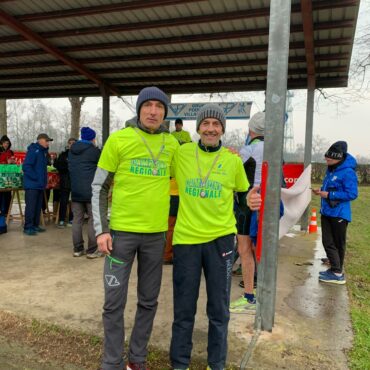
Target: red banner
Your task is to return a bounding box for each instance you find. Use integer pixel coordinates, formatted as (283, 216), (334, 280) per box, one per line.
(256, 161), (268, 263)
(283, 163), (304, 189)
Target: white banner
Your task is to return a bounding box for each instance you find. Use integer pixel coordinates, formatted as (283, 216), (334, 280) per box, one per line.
(167, 102), (252, 120)
(279, 165), (312, 239)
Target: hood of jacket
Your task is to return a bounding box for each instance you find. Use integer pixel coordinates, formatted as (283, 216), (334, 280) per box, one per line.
(0, 135), (12, 151)
(329, 153), (357, 173)
(69, 140), (95, 155)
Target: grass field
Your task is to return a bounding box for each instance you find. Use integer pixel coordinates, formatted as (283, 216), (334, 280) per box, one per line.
(311, 185), (370, 370)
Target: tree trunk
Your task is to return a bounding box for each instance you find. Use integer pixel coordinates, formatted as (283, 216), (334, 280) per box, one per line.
(69, 97), (85, 139)
(0, 99), (7, 136)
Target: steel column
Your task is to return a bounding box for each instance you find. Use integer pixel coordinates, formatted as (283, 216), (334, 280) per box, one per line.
(102, 95), (110, 145)
(301, 82), (315, 230)
(255, 0), (291, 332)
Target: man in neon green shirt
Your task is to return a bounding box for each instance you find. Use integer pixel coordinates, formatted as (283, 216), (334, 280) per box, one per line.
(171, 118), (192, 145)
(92, 86), (179, 370)
(170, 104), (251, 370)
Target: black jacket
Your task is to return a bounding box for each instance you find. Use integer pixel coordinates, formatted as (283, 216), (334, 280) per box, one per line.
(68, 141), (101, 202)
(54, 149), (71, 190)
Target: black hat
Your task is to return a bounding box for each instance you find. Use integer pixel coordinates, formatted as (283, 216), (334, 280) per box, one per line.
(325, 141), (347, 160)
(37, 133), (53, 141)
(136, 86), (169, 119)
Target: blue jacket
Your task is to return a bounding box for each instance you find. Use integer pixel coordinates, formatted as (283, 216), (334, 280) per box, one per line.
(22, 143), (48, 190)
(321, 154), (358, 222)
(68, 140), (100, 202)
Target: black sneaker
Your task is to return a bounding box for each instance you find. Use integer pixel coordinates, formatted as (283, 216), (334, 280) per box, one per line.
(33, 226), (46, 232)
(23, 228), (37, 236)
(73, 250), (86, 257)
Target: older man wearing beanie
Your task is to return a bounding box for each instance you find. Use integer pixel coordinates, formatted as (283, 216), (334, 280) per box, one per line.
(68, 127), (101, 258)
(92, 86), (179, 370)
(169, 104), (261, 370)
(313, 141), (358, 285)
(22, 133), (53, 235)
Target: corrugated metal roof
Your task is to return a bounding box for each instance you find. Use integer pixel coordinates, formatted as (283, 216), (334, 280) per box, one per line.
(0, 0), (361, 98)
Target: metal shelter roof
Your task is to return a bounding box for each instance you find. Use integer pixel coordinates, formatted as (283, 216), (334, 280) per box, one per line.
(0, 0), (361, 99)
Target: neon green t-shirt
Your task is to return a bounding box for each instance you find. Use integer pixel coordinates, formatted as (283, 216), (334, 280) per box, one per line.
(98, 127), (179, 233)
(173, 142), (249, 245)
(171, 130), (192, 144)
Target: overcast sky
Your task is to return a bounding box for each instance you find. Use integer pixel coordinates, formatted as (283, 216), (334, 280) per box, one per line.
(39, 0), (370, 158)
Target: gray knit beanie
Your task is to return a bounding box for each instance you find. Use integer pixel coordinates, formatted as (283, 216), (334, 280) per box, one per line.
(136, 86), (169, 118)
(248, 112), (265, 135)
(196, 103), (226, 132)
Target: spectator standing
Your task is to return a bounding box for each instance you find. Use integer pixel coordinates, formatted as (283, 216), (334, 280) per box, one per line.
(229, 112), (265, 313)
(313, 141), (358, 285)
(54, 138), (76, 228)
(0, 135), (15, 218)
(69, 127), (101, 258)
(22, 133), (52, 235)
(171, 118), (192, 145)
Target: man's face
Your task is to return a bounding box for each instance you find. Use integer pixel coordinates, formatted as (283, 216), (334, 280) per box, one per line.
(139, 100), (165, 132)
(67, 140), (76, 149)
(175, 123), (183, 132)
(198, 118), (223, 147)
(325, 157), (341, 166)
(2, 141), (10, 150)
(38, 138), (50, 148)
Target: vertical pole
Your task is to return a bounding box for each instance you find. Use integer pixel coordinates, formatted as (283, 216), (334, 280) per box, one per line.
(255, 0), (291, 332)
(102, 94), (110, 145)
(301, 83), (315, 230)
(0, 99), (7, 136)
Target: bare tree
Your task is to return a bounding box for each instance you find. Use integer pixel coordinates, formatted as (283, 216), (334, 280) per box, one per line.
(69, 97), (86, 139)
(0, 99), (6, 136)
(222, 129), (247, 150)
(312, 135), (330, 163)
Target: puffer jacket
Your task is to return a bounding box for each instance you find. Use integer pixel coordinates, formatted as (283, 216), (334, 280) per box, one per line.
(321, 153), (358, 222)
(68, 140), (100, 202)
(22, 142), (48, 190)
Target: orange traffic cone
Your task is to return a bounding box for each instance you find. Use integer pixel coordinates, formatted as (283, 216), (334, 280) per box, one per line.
(309, 208), (318, 234)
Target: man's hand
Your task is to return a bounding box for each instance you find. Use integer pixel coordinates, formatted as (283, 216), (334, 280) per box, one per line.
(312, 188), (320, 195)
(312, 188), (328, 198)
(97, 233), (113, 255)
(226, 147), (241, 157)
(247, 186), (262, 211)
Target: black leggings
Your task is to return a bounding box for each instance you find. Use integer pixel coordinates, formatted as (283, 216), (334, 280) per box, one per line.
(321, 215), (348, 273)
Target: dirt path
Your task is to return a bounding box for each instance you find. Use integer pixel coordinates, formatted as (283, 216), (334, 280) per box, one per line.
(0, 223), (352, 369)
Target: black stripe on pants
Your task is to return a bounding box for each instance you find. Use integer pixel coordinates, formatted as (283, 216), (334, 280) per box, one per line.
(321, 215), (348, 273)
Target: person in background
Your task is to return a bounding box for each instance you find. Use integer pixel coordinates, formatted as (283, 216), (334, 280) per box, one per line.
(164, 119), (191, 264)
(171, 118), (192, 145)
(313, 141), (358, 285)
(0, 135), (15, 218)
(54, 138), (76, 228)
(163, 177), (179, 264)
(69, 127), (101, 258)
(22, 133), (52, 236)
(229, 112), (265, 313)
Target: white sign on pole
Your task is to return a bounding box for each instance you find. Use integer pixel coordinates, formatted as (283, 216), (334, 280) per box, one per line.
(167, 102), (252, 120)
